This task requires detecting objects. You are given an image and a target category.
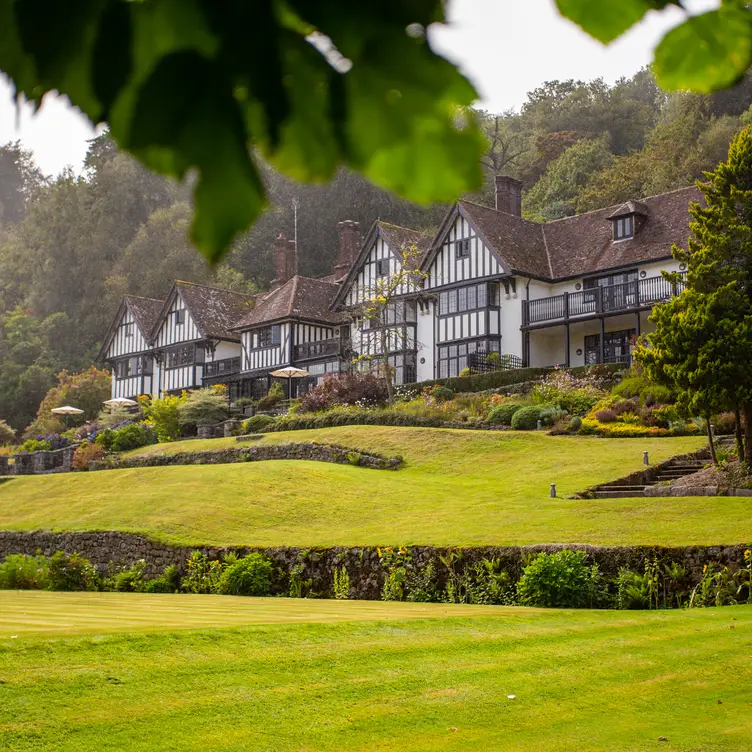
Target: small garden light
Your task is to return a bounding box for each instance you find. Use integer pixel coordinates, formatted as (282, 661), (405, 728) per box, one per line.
(550, 483), (556, 498)
(643, 450), (649, 466)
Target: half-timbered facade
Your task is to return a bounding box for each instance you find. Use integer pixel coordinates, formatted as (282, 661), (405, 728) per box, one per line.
(333, 221), (433, 385)
(98, 295), (163, 399)
(150, 281), (253, 397)
(101, 179), (700, 401)
(229, 274), (349, 401)
(416, 177), (697, 375)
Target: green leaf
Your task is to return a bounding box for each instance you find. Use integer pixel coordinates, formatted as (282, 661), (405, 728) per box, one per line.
(92, 2), (133, 119)
(654, 6), (752, 93)
(127, 51), (265, 262)
(556, 0), (677, 44)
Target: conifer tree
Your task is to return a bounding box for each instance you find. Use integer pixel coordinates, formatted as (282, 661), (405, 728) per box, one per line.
(638, 126), (752, 467)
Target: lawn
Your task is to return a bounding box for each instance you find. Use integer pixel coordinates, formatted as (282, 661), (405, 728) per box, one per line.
(1, 427), (743, 548)
(1, 592), (751, 751)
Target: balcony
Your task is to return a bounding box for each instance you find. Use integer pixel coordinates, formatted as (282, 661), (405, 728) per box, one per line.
(203, 357), (241, 379)
(522, 274), (686, 328)
(293, 338), (348, 362)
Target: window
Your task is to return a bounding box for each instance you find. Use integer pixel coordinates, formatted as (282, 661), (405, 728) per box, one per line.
(115, 360), (131, 379)
(437, 339), (500, 378)
(456, 238), (471, 259)
(123, 323), (134, 338)
(376, 258), (390, 277)
(256, 325), (282, 348)
(438, 283), (490, 316)
(613, 215), (634, 240)
(165, 344), (194, 369)
(584, 329), (636, 365)
(173, 309), (186, 327)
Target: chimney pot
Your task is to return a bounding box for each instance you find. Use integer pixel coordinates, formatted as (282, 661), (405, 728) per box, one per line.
(495, 175), (522, 216)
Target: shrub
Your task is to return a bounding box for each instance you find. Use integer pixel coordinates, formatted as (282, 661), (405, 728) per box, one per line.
(97, 423), (157, 452)
(235, 397), (252, 408)
(21, 434), (73, 453)
(712, 412), (736, 435)
(182, 551), (225, 594)
(595, 408), (617, 423)
(0, 554), (50, 589)
(72, 441), (105, 470)
(178, 388), (230, 427)
(139, 393), (188, 442)
(612, 374), (673, 406)
(112, 560), (147, 592)
(579, 418), (671, 437)
(532, 369), (606, 415)
(0, 420), (16, 446)
(510, 404), (556, 430)
(568, 416), (582, 432)
(256, 382), (286, 411)
(217, 553), (273, 596)
(48, 551), (99, 591)
(422, 384), (454, 402)
(517, 550), (603, 608)
(143, 565), (181, 593)
(242, 414), (277, 433)
(298, 372), (388, 413)
(487, 402), (524, 425)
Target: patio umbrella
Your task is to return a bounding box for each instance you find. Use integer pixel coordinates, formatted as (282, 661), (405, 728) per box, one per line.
(51, 405), (84, 428)
(270, 367), (309, 399)
(103, 398), (139, 408)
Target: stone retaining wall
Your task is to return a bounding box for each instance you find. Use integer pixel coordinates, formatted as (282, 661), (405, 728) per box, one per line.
(1, 531), (748, 598)
(0, 445), (78, 476)
(90, 443), (402, 471)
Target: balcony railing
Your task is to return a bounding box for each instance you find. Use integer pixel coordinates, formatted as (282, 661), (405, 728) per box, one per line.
(523, 274), (686, 327)
(204, 357), (241, 379)
(293, 338), (347, 361)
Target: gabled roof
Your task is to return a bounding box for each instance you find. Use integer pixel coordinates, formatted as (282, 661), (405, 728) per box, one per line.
(543, 186), (700, 278)
(606, 200), (648, 219)
(125, 295), (163, 338)
(232, 275), (346, 330)
(421, 185), (701, 282)
(153, 281), (254, 342)
(332, 220), (433, 308)
(97, 295), (164, 362)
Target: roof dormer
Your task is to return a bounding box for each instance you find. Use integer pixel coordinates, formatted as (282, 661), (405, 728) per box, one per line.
(607, 200), (647, 241)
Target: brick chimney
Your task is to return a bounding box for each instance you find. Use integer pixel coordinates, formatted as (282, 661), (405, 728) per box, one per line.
(271, 233), (294, 289)
(288, 238), (298, 277)
(334, 220), (361, 279)
(495, 175), (522, 216)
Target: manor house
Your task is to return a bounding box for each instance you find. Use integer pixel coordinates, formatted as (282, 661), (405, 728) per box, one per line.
(99, 177), (695, 401)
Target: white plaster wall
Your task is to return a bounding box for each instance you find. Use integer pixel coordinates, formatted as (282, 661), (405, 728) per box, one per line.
(500, 278), (524, 359)
(416, 300), (435, 381)
(212, 341), (241, 361)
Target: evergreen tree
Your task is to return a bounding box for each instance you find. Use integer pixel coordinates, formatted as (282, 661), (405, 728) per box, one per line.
(638, 126), (752, 466)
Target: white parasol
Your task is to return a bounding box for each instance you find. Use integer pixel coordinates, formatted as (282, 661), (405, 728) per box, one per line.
(51, 405), (84, 428)
(103, 398), (139, 408)
(270, 367), (309, 399)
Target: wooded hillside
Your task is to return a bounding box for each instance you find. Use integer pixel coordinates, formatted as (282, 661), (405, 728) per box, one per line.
(1, 68), (751, 431)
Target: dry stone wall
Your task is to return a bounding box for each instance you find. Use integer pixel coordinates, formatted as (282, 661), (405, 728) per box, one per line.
(89, 443), (402, 471)
(0, 531), (748, 599)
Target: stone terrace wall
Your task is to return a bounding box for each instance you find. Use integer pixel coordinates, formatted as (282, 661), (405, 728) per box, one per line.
(1, 531), (748, 599)
(0, 445), (78, 476)
(90, 443), (402, 472)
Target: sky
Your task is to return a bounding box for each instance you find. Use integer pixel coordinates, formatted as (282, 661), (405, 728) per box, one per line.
(0, 0), (719, 177)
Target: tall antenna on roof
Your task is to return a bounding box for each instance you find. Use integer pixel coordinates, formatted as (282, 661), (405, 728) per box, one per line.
(292, 197), (299, 251)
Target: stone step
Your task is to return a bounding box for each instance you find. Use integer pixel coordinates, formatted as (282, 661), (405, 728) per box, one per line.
(592, 489), (647, 498)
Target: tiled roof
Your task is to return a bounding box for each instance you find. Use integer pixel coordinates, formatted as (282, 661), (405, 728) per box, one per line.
(457, 200), (551, 278)
(233, 276), (346, 329)
(376, 222), (433, 263)
(443, 186), (700, 281)
(173, 281), (254, 341)
(543, 186), (700, 278)
(124, 295), (163, 339)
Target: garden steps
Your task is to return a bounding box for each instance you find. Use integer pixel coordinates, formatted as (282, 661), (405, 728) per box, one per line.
(589, 454), (711, 499)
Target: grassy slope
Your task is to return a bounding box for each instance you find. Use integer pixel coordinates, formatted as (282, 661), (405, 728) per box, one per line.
(1, 427), (744, 548)
(1, 593), (751, 751)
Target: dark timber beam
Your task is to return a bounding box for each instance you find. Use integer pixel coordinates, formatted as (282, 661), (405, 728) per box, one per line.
(565, 324), (571, 368)
(599, 317), (605, 364)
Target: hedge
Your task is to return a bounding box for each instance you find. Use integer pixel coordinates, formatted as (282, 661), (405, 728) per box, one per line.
(405, 363), (624, 395)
